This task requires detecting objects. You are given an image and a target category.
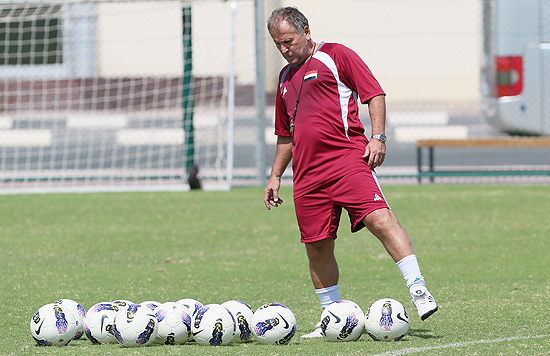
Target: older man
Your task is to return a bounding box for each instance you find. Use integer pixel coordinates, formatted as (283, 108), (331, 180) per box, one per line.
(263, 6), (438, 337)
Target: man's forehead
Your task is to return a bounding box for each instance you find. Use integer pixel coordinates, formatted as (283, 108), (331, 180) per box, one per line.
(270, 20), (298, 38)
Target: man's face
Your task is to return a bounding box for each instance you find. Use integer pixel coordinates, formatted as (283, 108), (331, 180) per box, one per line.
(269, 20), (311, 67)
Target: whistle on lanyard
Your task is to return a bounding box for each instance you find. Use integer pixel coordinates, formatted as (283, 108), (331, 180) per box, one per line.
(290, 99), (299, 133)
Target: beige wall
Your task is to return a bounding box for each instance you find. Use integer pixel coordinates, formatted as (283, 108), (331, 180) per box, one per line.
(96, 0), (481, 105)
(266, 0), (481, 105)
(97, 1), (257, 84)
(192, 1), (256, 84)
(97, 2), (183, 77)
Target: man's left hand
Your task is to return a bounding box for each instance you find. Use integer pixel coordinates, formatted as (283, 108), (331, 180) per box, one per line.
(363, 139), (386, 169)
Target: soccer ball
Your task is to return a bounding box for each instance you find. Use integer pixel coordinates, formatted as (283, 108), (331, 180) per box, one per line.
(154, 302), (192, 345)
(251, 303), (297, 345)
(221, 300), (254, 343)
(113, 303), (158, 347)
(53, 299), (86, 340)
(191, 304), (235, 346)
(140, 300), (162, 311)
(30, 303), (77, 346)
(176, 298), (203, 317)
(84, 302), (120, 344)
(364, 298), (410, 341)
(112, 299), (134, 309)
(320, 300), (365, 342)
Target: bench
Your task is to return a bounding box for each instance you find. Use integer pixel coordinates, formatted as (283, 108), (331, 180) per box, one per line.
(416, 137), (550, 183)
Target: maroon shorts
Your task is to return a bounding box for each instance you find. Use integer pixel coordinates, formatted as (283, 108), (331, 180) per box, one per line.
(293, 170), (390, 243)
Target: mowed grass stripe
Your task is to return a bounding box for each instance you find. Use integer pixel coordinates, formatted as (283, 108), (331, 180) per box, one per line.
(0, 185), (549, 356)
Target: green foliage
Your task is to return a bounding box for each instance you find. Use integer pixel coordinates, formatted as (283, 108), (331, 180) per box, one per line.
(1, 185), (549, 355)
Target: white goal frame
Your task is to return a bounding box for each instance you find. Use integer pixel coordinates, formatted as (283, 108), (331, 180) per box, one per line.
(0, 0), (263, 193)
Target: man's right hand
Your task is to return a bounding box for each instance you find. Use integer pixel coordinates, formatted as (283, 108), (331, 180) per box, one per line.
(264, 176), (284, 210)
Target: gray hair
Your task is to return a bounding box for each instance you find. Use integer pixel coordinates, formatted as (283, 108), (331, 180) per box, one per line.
(267, 6), (309, 35)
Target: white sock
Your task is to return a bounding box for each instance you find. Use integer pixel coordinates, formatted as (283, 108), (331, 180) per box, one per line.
(396, 254), (426, 292)
(315, 284), (340, 309)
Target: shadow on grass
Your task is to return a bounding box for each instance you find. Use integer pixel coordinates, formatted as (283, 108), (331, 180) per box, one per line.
(408, 329), (443, 340)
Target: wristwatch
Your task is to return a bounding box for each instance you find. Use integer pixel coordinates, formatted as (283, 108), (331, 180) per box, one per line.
(371, 134), (387, 143)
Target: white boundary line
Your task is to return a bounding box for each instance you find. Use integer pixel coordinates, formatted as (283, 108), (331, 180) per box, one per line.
(369, 334), (550, 356)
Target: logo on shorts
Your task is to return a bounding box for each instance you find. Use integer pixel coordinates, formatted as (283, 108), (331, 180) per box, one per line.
(374, 194), (382, 201)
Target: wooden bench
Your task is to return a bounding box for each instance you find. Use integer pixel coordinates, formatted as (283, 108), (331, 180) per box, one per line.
(416, 137), (550, 183)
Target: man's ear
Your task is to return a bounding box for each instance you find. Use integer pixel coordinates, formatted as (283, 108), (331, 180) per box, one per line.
(303, 25), (311, 40)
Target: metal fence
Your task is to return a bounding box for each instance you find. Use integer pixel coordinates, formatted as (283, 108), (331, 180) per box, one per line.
(0, 0), (548, 193)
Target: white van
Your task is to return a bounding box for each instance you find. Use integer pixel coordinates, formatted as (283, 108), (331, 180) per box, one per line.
(481, 0), (550, 135)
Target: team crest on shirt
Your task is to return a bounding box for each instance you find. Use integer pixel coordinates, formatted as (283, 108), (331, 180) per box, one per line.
(304, 70), (318, 82)
(282, 87), (288, 96)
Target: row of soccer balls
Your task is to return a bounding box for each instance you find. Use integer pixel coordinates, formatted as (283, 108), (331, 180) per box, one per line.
(30, 297), (409, 347)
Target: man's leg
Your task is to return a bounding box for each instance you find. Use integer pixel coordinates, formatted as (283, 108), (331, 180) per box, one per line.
(363, 208), (414, 262)
(302, 238), (340, 338)
(305, 238), (339, 289)
(363, 208), (438, 320)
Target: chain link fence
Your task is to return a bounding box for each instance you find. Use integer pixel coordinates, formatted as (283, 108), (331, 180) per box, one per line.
(0, 0), (548, 192)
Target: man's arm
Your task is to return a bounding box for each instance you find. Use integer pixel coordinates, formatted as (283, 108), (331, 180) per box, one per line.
(362, 95), (387, 169)
(264, 136), (293, 210)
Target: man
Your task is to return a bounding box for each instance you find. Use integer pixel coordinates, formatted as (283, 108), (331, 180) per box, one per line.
(263, 7), (438, 337)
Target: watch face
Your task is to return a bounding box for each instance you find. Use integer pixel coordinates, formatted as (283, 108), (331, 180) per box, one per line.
(373, 134), (386, 142)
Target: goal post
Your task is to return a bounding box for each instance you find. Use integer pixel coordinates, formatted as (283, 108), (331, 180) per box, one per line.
(0, 0), (261, 193)
(181, 3), (197, 187)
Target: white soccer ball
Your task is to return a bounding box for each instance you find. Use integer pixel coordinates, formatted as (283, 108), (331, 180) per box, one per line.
(320, 300), (365, 341)
(191, 304), (235, 346)
(176, 298), (203, 317)
(251, 303), (297, 345)
(52, 299), (86, 340)
(113, 303), (158, 347)
(83, 302), (120, 344)
(221, 300), (254, 343)
(30, 303), (77, 346)
(365, 298), (410, 341)
(111, 299), (134, 310)
(140, 300), (162, 311)
(154, 302), (192, 345)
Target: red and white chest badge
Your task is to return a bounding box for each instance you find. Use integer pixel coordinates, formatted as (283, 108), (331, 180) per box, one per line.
(304, 70), (318, 82)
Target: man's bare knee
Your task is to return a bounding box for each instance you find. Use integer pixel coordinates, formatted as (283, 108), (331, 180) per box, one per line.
(364, 208), (396, 234)
(305, 238), (335, 261)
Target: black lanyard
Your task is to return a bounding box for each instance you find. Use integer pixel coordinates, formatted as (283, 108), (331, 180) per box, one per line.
(289, 47), (316, 133)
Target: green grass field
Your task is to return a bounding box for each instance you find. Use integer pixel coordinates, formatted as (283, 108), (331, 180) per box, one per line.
(1, 185), (549, 355)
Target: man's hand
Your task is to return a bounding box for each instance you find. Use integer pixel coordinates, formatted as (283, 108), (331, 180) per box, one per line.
(264, 176), (284, 210)
(362, 138), (386, 169)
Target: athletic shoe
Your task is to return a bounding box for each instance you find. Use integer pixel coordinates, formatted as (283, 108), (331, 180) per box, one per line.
(411, 286), (438, 320)
(301, 321), (323, 338)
